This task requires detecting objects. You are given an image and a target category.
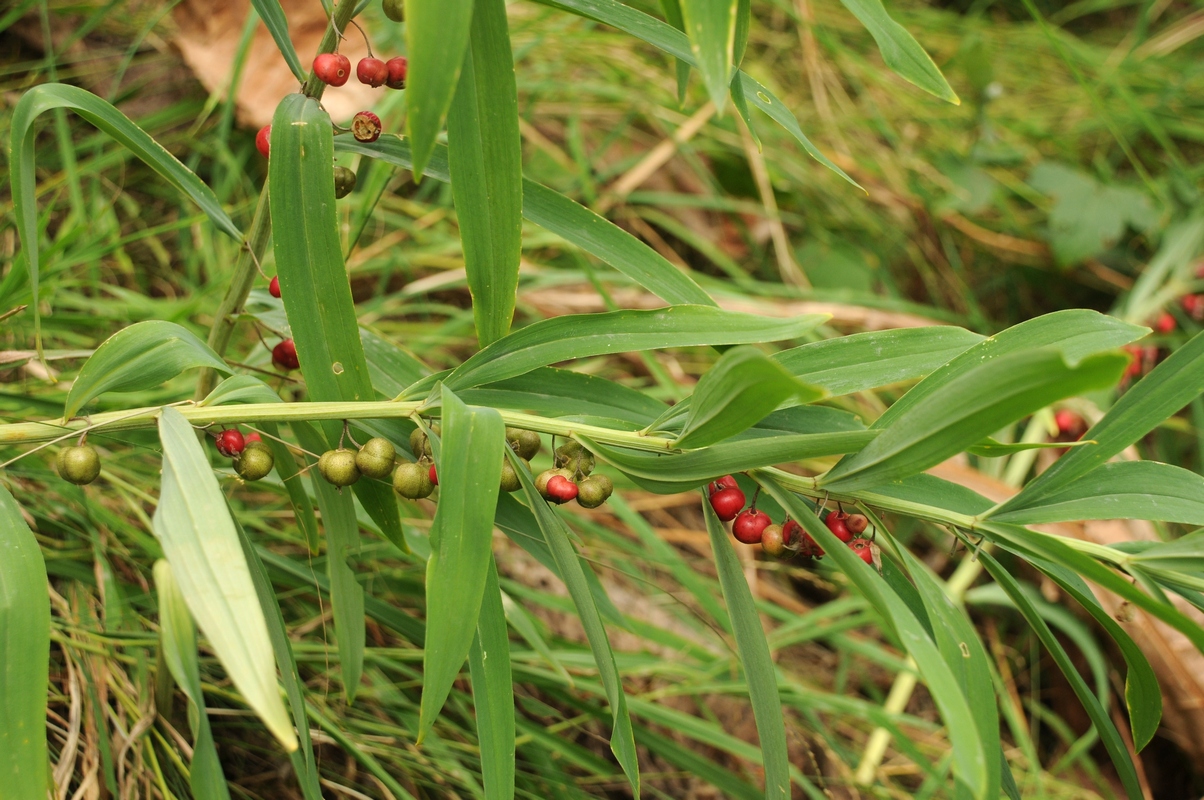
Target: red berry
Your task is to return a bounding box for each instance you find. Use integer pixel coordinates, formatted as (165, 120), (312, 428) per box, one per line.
(825, 510), (853, 543)
(800, 533), (824, 558)
(351, 111), (382, 143)
(1154, 312), (1175, 334)
(385, 57), (407, 90)
(782, 519), (802, 548)
(709, 487), (745, 521)
(313, 53), (351, 86)
(429, 463), (438, 486)
(848, 538), (874, 565)
(708, 475), (738, 495)
(256, 125), (271, 158)
(732, 509), (771, 544)
(1054, 409), (1085, 438)
(546, 475), (578, 503)
(1182, 294), (1204, 319)
(269, 275), (281, 298)
(216, 429), (245, 457)
(272, 338), (299, 371)
(356, 57), (388, 87)
(847, 514), (869, 535)
(245, 432), (262, 444)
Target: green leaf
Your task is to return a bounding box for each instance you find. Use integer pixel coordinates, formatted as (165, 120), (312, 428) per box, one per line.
(836, 0), (959, 103)
(64, 320), (231, 418)
(153, 560), (232, 800)
(249, 0), (305, 81)
(992, 461), (1204, 525)
(758, 476), (988, 799)
(582, 430), (875, 492)
(200, 374), (282, 407)
(701, 496), (790, 799)
(820, 349), (1128, 492)
(155, 407), (297, 751)
(427, 306), (827, 394)
(507, 448), (640, 795)
(0, 483), (50, 799)
(335, 136), (715, 306)
(976, 551), (1143, 800)
(679, 0), (738, 112)
(658, 0), (691, 103)
(9, 84), (242, 350)
(774, 326), (985, 397)
(675, 346), (824, 448)
(468, 557), (516, 800)
(447, 0), (522, 346)
(361, 328), (433, 397)
(966, 438), (1086, 458)
(460, 367), (668, 426)
(995, 329), (1204, 516)
(405, 0), (475, 178)
(419, 386), (506, 742)
(269, 93), (404, 547)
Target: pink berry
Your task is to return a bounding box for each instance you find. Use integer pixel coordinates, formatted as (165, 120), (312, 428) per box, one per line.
(546, 475), (579, 503)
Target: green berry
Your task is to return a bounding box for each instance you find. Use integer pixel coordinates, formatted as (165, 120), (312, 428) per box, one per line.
(500, 457), (530, 492)
(506, 427), (541, 460)
(319, 448), (361, 487)
(382, 0), (405, 22)
(535, 467), (574, 499)
(393, 461), (434, 499)
(356, 437), (396, 479)
(409, 427), (426, 458)
(57, 444), (100, 485)
(576, 475), (613, 509)
(334, 166), (357, 199)
(235, 443), (275, 481)
(760, 524), (786, 558)
(554, 441), (594, 476)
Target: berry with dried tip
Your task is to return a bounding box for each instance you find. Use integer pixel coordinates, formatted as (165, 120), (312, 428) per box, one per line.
(393, 461), (434, 499)
(760, 524), (786, 557)
(235, 443), (275, 481)
(385, 57), (407, 89)
(428, 463), (438, 486)
(825, 510), (853, 543)
(256, 125), (271, 157)
(546, 475), (578, 504)
(356, 57), (388, 87)
(382, 0), (405, 22)
(318, 448), (361, 487)
(782, 519), (801, 548)
(798, 532), (824, 558)
(536, 467), (574, 498)
(313, 53), (351, 86)
(506, 427), (541, 460)
(500, 458), (529, 493)
(732, 509), (772, 544)
(848, 538), (874, 565)
(846, 514), (869, 536)
(272, 339), (299, 370)
(57, 444), (101, 485)
(356, 437), (396, 479)
(351, 111), (382, 143)
(576, 475), (613, 509)
(708, 475), (738, 495)
(269, 275), (281, 298)
(709, 487), (745, 521)
(334, 166), (357, 198)
(216, 429), (246, 457)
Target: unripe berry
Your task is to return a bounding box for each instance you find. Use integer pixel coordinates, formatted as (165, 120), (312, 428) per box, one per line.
(57, 444), (101, 485)
(355, 437), (396, 479)
(546, 475), (578, 504)
(500, 458), (530, 493)
(848, 538), (874, 565)
(256, 125), (271, 158)
(576, 475), (613, 509)
(272, 339), (299, 371)
(825, 510), (853, 543)
(554, 441), (594, 476)
(846, 513), (869, 536)
(235, 443), (275, 481)
(708, 475), (738, 495)
(760, 524), (786, 557)
(357, 57), (388, 87)
(708, 487), (745, 521)
(351, 111), (382, 143)
(385, 57), (407, 90)
(506, 427), (541, 460)
(269, 275), (281, 298)
(732, 509), (771, 544)
(215, 429), (245, 457)
(319, 448), (361, 487)
(393, 461), (434, 499)
(313, 53), (351, 86)
(382, 0), (405, 22)
(334, 166), (357, 198)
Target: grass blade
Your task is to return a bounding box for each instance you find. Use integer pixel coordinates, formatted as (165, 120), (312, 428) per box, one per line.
(249, 0), (305, 81)
(469, 557), (516, 800)
(405, 0), (474, 178)
(679, 0), (738, 112)
(835, 0), (959, 103)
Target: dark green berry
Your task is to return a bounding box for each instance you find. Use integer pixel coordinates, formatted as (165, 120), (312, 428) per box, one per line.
(507, 427), (541, 460)
(500, 457), (530, 492)
(555, 441), (594, 476)
(334, 166), (357, 199)
(382, 0), (405, 22)
(393, 461), (434, 499)
(57, 444), (100, 485)
(319, 448), (361, 487)
(356, 437), (396, 479)
(576, 475), (613, 509)
(235, 443), (275, 481)
(409, 427), (426, 458)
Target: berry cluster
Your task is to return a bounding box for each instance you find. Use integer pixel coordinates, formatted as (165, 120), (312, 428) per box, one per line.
(536, 441), (614, 508)
(707, 476), (876, 565)
(316, 435), (397, 488)
(213, 428), (276, 481)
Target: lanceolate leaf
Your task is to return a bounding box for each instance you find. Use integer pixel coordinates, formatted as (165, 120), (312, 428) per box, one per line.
(468, 558), (516, 800)
(447, 0), (523, 346)
(65, 320), (231, 418)
(0, 483), (50, 799)
(249, 0), (305, 81)
(701, 497), (790, 799)
(405, 0), (475, 178)
(335, 136), (715, 306)
(269, 93), (403, 546)
(419, 386), (506, 743)
(835, 0), (959, 103)
(679, 0), (739, 112)
(507, 448), (640, 795)
(675, 346), (824, 448)
(154, 561), (232, 800)
(9, 84), (242, 350)
(155, 407), (297, 751)
(459, 367), (668, 426)
(659, 0), (691, 102)
(821, 349), (1128, 492)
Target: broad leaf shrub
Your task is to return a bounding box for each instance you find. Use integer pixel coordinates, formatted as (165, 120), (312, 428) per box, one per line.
(2, 0), (1201, 798)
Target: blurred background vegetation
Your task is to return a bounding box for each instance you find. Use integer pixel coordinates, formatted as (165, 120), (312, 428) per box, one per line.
(2, 0), (1204, 797)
